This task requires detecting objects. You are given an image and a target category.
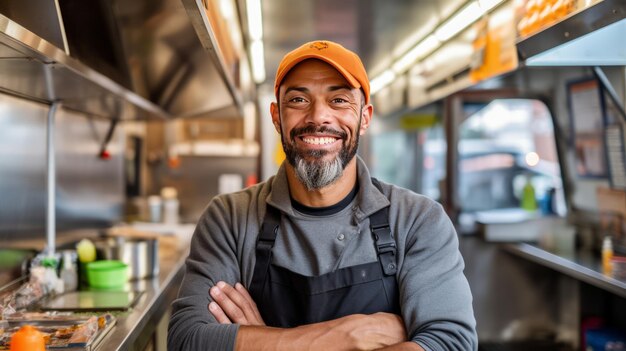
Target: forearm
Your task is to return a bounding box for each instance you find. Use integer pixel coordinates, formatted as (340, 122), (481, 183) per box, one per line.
(235, 323), (346, 351)
(376, 342), (425, 351)
(234, 313), (407, 351)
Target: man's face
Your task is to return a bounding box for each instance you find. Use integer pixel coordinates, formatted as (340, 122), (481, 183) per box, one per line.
(270, 59), (372, 190)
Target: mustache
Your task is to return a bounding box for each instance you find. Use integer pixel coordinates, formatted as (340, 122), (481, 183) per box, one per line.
(289, 125), (346, 141)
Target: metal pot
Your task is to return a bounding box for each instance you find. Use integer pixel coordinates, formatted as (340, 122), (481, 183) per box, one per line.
(95, 237), (159, 280)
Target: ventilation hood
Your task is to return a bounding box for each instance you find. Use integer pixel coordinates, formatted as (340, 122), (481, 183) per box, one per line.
(0, 0), (247, 119)
(111, 0), (245, 118)
(518, 0), (626, 66)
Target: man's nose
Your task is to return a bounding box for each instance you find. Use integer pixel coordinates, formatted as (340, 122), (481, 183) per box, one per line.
(305, 100), (332, 125)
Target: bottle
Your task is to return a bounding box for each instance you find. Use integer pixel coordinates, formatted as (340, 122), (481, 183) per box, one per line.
(161, 187), (179, 224)
(10, 325), (45, 351)
(148, 195), (163, 223)
(602, 236), (614, 274)
(60, 250), (78, 292)
(521, 175), (537, 211)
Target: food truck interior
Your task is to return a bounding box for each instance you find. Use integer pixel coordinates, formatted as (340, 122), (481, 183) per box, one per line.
(0, 0), (625, 350)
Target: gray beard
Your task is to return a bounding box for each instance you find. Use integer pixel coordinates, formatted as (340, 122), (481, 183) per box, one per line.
(293, 152), (345, 191)
(279, 107), (362, 191)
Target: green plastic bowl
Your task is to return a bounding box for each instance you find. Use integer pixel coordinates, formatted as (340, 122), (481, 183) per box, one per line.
(86, 260), (128, 289)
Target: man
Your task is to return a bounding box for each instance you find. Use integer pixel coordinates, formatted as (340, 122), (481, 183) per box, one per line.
(168, 40), (477, 351)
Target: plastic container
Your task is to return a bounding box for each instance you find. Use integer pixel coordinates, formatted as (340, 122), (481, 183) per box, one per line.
(10, 325), (45, 351)
(612, 256), (626, 280)
(86, 260), (128, 289)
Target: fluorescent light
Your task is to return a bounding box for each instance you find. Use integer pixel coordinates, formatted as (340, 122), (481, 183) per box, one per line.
(246, 0), (263, 41)
(250, 40), (266, 83)
(219, 0), (235, 19)
(392, 35), (441, 73)
(370, 70), (396, 95)
(435, 1), (482, 41)
(478, 0), (505, 12)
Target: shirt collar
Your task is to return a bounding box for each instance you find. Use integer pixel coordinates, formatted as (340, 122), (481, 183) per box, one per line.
(266, 156), (390, 219)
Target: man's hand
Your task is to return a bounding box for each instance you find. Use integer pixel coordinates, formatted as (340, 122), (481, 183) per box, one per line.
(323, 312), (408, 350)
(208, 281), (265, 326)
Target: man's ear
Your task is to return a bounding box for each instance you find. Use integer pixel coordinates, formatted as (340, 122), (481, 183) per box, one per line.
(359, 103), (373, 135)
(270, 102), (281, 134)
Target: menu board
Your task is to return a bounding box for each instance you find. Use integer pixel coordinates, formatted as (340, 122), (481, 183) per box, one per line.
(605, 124), (626, 190)
(567, 78), (608, 178)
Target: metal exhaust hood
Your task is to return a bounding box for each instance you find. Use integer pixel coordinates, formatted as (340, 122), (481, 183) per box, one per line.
(517, 0), (626, 66)
(0, 0), (247, 119)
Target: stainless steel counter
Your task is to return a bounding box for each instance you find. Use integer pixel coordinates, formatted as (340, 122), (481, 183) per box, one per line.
(95, 247), (187, 351)
(502, 243), (626, 299)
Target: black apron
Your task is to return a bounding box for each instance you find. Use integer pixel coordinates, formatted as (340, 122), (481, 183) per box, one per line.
(248, 180), (401, 328)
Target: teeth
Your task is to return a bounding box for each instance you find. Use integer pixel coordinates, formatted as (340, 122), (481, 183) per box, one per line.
(302, 137), (336, 145)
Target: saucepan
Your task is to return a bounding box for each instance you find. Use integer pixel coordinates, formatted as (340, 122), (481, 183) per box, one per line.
(94, 237), (159, 280)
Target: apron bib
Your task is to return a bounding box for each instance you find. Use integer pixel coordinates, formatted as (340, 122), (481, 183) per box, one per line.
(249, 180), (400, 327)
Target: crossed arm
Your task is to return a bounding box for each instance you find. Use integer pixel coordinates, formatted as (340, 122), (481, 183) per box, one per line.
(208, 281), (425, 351)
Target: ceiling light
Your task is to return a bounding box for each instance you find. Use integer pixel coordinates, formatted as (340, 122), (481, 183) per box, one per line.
(219, 0), (235, 19)
(246, 0), (263, 41)
(250, 40), (266, 83)
(478, 0), (506, 12)
(370, 70), (396, 95)
(435, 1), (483, 41)
(392, 35), (441, 74)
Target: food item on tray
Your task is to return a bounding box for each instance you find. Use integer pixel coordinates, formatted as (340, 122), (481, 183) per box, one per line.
(0, 313), (114, 350)
(66, 316), (97, 345)
(8, 325), (45, 351)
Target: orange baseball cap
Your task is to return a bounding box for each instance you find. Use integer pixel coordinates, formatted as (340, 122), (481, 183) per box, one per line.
(274, 40), (370, 104)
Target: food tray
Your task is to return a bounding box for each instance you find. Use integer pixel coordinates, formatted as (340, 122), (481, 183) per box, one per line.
(0, 313), (116, 350)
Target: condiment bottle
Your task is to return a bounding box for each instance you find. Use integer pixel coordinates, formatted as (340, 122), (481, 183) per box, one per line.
(602, 236), (614, 274)
(60, 250), (78, 291)
(161, 187), (179, 224)
(10, 325), (45, 351)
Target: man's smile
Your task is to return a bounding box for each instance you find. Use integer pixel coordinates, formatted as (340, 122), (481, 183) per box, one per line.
(300, 135), (340, 145)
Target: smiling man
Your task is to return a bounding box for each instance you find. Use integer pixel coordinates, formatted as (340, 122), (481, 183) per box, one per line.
(168, 40), (477, 351)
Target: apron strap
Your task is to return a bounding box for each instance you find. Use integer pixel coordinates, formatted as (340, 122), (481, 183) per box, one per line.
(370, 178), (398, 276)
(249, 204), (281, 301)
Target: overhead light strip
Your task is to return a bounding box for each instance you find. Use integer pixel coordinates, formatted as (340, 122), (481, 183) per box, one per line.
(247, 0), (265, 83)
(392, 35), (441, 73)
(370, 70), (396, 95)
(478, 0), (506, 12)
(246, 0), (263, 40)
(434, 1), (483, 41)
(250, 40), (266, 83)
(372, 0), (506, 95)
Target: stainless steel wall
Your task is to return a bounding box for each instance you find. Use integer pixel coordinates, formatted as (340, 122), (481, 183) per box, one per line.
(0, 93), (124, 244)
(153, 155), (257, 222)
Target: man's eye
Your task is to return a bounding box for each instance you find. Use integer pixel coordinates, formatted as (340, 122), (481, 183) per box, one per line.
(332, 98), (348, 103)
(289, 97), (306, 103)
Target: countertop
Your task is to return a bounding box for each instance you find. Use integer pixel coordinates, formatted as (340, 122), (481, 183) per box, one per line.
(93, 239), (188, 351)
(502, 243), (626, 298)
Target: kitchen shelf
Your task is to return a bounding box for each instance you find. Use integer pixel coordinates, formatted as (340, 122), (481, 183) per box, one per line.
(517, 0), (626, 66)
(0, 14), (169, 120)
(181, 0), (244, 115)
(502, 243), (626, 299)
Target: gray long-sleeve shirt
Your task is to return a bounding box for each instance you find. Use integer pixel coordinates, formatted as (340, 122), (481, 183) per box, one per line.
(168, 157), (477, 350)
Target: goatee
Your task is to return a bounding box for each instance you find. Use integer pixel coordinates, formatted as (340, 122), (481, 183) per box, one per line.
(282, 125), (359, 190)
